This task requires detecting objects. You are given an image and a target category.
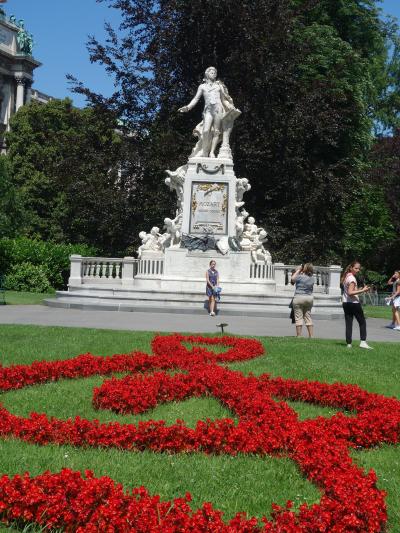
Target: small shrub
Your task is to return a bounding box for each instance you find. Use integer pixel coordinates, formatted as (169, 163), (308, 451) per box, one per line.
(0, 238), (97, 289)
(4, 262), (53, 293)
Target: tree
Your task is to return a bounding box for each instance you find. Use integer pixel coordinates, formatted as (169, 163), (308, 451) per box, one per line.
(0, 155), (23, 238)
(342, 184), (395, 265)
(5, 98), (140, 254)
(363, 131), (400, 272)
(67, 0), (400, 262)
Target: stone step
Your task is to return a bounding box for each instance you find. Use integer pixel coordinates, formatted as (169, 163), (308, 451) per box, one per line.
(45, 295), (343, 319)
(59, 290), (340, 306)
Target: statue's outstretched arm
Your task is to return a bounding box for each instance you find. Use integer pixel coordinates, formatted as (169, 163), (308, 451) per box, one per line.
(179, 85), (203, 113)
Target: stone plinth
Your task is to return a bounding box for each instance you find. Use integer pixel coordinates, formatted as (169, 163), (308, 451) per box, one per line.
(181, 156), (237, 239)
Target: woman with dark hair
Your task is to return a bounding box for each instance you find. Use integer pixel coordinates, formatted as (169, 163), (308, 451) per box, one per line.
(341, 261), (372, 349)
(206, 260), (219, 316)
(291, 263), (315, 338)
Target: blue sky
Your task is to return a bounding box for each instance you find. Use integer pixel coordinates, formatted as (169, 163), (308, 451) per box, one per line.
(3, 0), (400, 108)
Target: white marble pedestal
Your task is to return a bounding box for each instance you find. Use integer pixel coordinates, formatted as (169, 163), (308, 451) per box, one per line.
(181, 156), (237, 239)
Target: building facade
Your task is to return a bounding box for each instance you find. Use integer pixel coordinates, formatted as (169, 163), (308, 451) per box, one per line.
(0, 11), (50, 151)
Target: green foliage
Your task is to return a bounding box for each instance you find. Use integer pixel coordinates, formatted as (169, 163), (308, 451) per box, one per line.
(5, 99), (131, 254)
(363, 269), (389, 290)
(0, 156), (24, 238)
(4, 262), (53, 293)
(365, 132), (400, 272)
(0, 237), (96, 289)
(342, 184), (395, 264)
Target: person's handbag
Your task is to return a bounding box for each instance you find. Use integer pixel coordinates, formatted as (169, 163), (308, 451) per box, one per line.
(289, 298), (295, 323)
(213, 286), (222, 301)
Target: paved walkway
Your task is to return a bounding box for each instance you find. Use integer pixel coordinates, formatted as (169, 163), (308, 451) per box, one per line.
(0, 305), (399, 342)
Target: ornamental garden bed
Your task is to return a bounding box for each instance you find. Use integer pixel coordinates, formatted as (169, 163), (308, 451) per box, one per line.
(0, 325), (399, 532)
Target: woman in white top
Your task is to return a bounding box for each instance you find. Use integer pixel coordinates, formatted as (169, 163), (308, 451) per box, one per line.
(341, 261), (372, 349)
(387, 270), (400, 330)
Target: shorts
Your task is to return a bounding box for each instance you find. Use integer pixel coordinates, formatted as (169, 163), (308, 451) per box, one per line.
(393, 295), (400, 309)
(292, 295), (313, 326)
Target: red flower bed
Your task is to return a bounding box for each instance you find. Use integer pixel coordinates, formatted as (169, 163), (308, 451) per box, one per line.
(0, 334), (398, 531)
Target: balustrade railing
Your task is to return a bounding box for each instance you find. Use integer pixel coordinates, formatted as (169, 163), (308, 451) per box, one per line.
(274, 263), (341, 296)
(280, 265), (330, 292)
(250, 263), (275, 280)
(137, 258), (164, 276)
(69, 255), (161, 287)
(82, 258), (124, 282)
(69, 255), (341, 295)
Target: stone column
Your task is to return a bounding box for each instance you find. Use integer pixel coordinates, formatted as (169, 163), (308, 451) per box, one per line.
(122, 256), (136, 287)
(15, 77), (25, 111)
(328, 265), (342, 296)
(274, 263), (286, 290)
(25, 81), (32, 104)
(68, 255), (83, 287)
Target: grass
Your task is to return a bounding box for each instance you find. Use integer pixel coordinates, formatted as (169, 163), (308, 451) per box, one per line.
(2, 291), (55, 306)
(0, 325), (399, 531)
(363, 304), (393, 320)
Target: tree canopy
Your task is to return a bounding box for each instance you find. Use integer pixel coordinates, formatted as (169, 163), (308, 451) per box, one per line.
(5, 98), (139, 254)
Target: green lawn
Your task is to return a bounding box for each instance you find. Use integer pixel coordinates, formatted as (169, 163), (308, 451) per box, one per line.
(2, 290), (56, 306)
(363, 304), (393, 320)
(0, 325), (399, 531)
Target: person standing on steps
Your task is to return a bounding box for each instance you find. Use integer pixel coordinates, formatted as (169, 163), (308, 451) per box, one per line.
(291, 263), (315, 338)
(206, 260), (219, 316)
(341, 261), (372, 349)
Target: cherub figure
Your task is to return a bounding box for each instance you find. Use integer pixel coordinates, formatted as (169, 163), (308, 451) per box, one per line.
(235, 177), (251, 210)
(235, 209), (249, 239)
(165, 165), (187, 214)
(162, 213), (182, 249)
(137, 227), (163, 258)
(242, 216), (258, 240)
(251, 229), (272, 263)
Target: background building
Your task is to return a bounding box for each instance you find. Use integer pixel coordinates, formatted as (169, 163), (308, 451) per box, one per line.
(0, 9), (51, 151)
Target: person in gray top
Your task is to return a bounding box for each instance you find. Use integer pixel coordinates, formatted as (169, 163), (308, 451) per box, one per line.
(291, 263), (315, 338)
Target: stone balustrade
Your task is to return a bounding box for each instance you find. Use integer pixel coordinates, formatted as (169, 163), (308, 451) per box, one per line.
(249, 263), (275, 280)
(274, 263), (342, 295)
(69, 255), (341, 294)
(69, 256), (139, 287)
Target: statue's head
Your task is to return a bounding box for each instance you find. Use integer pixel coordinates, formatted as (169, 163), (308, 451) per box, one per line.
(151, 227), (160, 235)
(139, 231), (146, 239)
(164, 218), (172, 227)
(248, 217), (255, 224)
(204, 66), (217, 81)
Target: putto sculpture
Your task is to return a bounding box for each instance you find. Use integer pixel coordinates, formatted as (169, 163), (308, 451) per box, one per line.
(178, 66), (241, 159)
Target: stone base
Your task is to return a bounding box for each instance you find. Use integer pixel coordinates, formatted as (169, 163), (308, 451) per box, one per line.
(45, 288), (342, 318)
(56, 249), (342, 317)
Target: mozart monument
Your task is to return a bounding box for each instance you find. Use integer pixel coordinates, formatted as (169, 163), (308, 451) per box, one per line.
(53, 67), (342, 316)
